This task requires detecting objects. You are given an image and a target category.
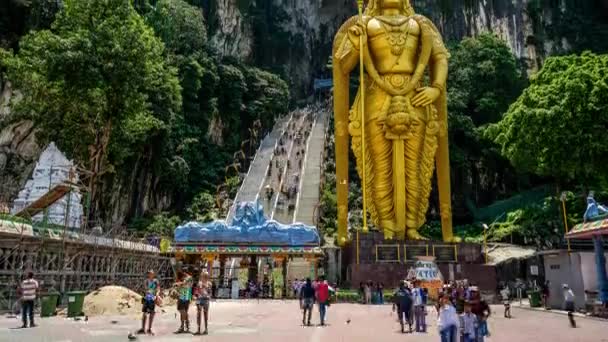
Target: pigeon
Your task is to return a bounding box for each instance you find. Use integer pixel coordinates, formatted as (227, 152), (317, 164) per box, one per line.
(84, 316), (88, 322)
(346, 318), (351, 325)
(111, 320), (118, 324)
(127, 332), (137, 340)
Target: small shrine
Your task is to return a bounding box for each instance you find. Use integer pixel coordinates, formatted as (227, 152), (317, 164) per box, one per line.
(173, 201), (322, 299)
(11, 142), (84, 229)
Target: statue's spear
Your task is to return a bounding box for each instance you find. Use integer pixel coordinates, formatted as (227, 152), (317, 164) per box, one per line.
(356, 0), (368, 234)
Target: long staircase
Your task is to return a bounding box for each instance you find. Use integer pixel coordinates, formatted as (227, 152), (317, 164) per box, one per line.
(227, 104), (328, 226)
(226, 115), (291, 223)
(293, 110), (327, 225)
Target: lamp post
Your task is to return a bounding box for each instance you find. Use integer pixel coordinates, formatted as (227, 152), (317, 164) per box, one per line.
(482, 223), (488, 264)
(560, 192), (571, 253)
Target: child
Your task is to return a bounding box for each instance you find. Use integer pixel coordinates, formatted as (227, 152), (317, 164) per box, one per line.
(194, 271), (212, 335)
(174, 270), (193, 333)
(138, 270), (160, 335)
(460, 301), (477, 342)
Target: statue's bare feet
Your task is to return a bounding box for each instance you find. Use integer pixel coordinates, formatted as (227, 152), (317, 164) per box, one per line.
(406, 229), (428, 240)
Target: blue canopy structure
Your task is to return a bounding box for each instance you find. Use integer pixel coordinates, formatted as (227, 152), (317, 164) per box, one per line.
(174, 201), (320, 246)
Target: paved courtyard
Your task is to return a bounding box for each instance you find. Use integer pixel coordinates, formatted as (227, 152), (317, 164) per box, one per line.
(1, 301), (607, 342)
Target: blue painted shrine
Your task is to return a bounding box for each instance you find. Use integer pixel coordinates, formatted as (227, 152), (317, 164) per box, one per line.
(174, 201), (320, 246)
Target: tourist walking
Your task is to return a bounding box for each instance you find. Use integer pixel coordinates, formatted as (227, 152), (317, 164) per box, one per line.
(19, 272), (38, 328)
(469, 287), (491, 342)
(412, 280), (426, 332)
(194, 271), (212, 335)
(500, 284), (511, 318)
(376, 282), (384, 304)
(392, 281), (413, 333)
(299, 278), (316, 326)
(437, 294), (459, 342)
(460, 301), (477, 342)
(138, 270), (160, 335)
(541, 280), (550, 309)
(364, 281), (372, 304)
(174, 270), (193, 333)
(562, 284), (576, 328)
(316, 276), (330, 326)
(292, 278), (299, 298)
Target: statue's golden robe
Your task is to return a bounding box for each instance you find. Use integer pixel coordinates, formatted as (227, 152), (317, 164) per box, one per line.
(333, 1), (456, 244)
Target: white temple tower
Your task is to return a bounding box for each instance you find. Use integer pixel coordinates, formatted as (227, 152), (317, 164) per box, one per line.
(11, 142), (84, 229)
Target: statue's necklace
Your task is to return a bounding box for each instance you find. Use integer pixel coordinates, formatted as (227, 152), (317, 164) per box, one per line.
(379, 20), (411, 56)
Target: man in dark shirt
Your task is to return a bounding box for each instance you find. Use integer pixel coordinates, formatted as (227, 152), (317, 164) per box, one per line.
(299, 278), (316, 326)
(392, 281), (413, 333)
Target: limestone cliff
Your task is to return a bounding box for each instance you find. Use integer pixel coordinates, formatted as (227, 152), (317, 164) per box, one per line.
(207, 0), (607, 95)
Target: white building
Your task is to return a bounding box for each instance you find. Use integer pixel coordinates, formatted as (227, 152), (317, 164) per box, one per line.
(11, 142), (83, 229)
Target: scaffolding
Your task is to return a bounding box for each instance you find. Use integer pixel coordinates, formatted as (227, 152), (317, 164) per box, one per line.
(0, 176), (174, 312)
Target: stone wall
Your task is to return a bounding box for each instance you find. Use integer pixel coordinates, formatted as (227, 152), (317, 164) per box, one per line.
(347, 263), (497, 292)
(346, 231), (484, 264)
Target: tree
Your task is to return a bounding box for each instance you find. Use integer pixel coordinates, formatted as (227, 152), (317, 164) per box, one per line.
(1, 0), (181, 213)
(188, 191), (218, 221)
(448, 33), (526, 125)
(488, 52), (608, 185)
(445, 34), (527, 212)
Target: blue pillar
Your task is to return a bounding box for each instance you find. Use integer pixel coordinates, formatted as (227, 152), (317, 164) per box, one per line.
(593, 235), (608, 304)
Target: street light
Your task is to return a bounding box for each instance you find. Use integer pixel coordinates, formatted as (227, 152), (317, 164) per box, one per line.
(482, 223), (489, 264)
(560, 192), (571, 253)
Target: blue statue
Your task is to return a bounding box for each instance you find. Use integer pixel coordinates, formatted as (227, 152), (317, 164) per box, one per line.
(174, 201), (320, 245)
(583, 192), (608, 222)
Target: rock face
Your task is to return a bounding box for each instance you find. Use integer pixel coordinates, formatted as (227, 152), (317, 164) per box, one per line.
(0, 120), (39, 207)
(206, 0), (597, 95)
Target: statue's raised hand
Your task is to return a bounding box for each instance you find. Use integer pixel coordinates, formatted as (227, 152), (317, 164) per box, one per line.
(347, 22), (367, 50)
(412, 87), (440, 107)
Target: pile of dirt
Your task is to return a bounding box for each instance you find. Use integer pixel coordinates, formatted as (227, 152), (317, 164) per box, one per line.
(83, 286), (142, 316)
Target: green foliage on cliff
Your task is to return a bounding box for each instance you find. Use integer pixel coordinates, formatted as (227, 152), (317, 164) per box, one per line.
(1, 0), (290, 232)
(1, 0), (181, 205)
(449, 34), (526, 125)
(445, 33), (528, 222)
(488, 52), (608, 186)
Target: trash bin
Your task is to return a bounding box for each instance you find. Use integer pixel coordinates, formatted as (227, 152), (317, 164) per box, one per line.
(66, 291), (87, 317)
(40, 292), (60, 317)
(529, 290), (541, 308)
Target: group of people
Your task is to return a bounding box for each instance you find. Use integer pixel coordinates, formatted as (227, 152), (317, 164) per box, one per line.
(392, 280), (428, 333)
(298, 276), (331, 326)
(139, 269), (213, 336)
(435, 284), (491, 342)
(266, 112), (314, 211)
(359, 280), (385, 304)
(389, 279), (490, 342)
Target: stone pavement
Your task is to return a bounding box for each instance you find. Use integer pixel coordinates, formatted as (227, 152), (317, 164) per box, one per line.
(1, 301), (607, 342)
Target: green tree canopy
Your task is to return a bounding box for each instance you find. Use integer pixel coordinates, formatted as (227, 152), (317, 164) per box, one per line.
(488, 52), (608, 185)
(449, 33), (526, 125)
(1, 0), (181, 206)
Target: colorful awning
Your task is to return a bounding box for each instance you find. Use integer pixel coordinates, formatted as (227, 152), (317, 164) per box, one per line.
(566, 218), (608, 239)
(171, 244), (323, 256)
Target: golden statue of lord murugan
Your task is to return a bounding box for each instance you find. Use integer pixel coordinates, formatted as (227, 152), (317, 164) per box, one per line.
(333, 0), (458, 244)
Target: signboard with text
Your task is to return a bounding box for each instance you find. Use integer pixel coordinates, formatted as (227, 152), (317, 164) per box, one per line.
(407, 257), (444, 300)
(375, 244), (400, 263)
(433, 245), (457, 262)
(404, 244), (428, 261)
